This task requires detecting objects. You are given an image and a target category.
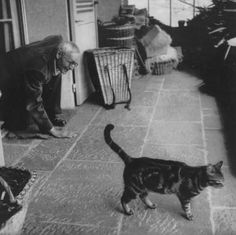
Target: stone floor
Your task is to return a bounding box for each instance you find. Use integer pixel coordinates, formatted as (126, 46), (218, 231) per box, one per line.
(2, 70), (235, 235)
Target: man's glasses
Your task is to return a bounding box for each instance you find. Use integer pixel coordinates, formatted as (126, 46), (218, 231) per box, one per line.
(63, 55), (78, 69)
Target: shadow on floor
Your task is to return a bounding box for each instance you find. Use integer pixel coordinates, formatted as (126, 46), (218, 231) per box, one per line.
(199, 83), (236, 177)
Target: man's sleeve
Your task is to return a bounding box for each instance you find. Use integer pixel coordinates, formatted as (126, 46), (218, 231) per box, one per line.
(24, 70), (53, 132)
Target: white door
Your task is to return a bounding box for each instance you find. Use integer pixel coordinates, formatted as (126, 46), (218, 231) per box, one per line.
(70, 0), (98, 105)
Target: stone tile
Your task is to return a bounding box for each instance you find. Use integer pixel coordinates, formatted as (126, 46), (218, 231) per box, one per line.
(120, 191), (212, 235)
(91, 105), (153, 126)
(203, 109), (222, 130)
(28, 170), (50, 199)
(2, 143), (29, 166)
(162, 71), (202, 90)
(17, 137), (76, 171)
(147, 121), (203, 146)
(146, 76), (164, 91)
(131, 91), (158, 106)
(200, 93), (218, 109)
(213, 208), (236, 235)
(68, 125), (147, 161)
(22, 221), (118, 235)
(157, 90), (200, 106)
(205, 129), (228, 166)
(25, 160), (124, 228)
(153, 91), (201, 121)
(131, 75), (163, 92)
(66, 102), (101, 132)
(142, 144), (205, 166)
(154, 105), (201, 122)
(2, 137), (35, 145)
(60, 109), (77, 123)
(211, 167), (236, 207)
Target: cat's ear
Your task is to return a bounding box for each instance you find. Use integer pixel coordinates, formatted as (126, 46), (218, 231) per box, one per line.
(215, 161), (223, 170)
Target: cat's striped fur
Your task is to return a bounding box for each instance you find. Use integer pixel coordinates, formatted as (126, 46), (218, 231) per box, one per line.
(104, 124), (224, 220)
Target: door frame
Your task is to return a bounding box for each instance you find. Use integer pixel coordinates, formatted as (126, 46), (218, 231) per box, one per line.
(67, 0), (98, 106)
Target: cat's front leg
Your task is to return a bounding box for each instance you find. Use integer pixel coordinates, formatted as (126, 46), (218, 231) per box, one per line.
(121, 199), (134, 216)
(178, 196), (193, 220)
(140, 193), (157, 209)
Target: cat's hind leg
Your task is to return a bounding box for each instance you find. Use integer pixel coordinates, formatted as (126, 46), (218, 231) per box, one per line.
(121, 187), (136, 216)
(140, 192), (157, 209)
(178, 196), (193, 221)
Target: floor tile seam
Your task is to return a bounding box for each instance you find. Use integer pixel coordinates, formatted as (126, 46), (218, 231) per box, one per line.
(130, 104), (158, 108)
(154, 103), (201, 107)
(39, 220), (117, 230)
(149, 120), (202, 123)
(143, 143), (206, 149)
(140, 78), (165, 157)
(212, 206), (236, 210)
(132, 89), (159, 93)
(161, 89), (199, 91)
(116, 215), (124, 235)
(161, 89), (200, 91)
(199, 93), (215, 235)
(144, 89), (162, 92)
(202, 108), (220, 112)
(65, 158), (123, 165)
(12, 140), (43, 166)
(2, 142), (38, 147)
(30, 107), (103, 198)
(204, 128), (222, 131)
(142, 143), (206, 147)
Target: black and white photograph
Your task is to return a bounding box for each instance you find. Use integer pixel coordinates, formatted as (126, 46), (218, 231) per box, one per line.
(0, 0), (235, 234)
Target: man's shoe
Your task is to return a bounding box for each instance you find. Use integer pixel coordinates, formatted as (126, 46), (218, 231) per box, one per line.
(52, 117), (67, 127)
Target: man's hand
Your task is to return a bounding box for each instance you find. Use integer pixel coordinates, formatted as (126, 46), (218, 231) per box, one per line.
(49, 127), (77, 138)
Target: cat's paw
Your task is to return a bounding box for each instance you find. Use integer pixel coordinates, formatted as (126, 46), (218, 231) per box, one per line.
(147, 203), (157, 209)
(186, 213), (193, 221)
(124, 209), (134, 216)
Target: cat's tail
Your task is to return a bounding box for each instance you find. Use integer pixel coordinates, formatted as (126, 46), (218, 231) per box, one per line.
(104, 124), (132, 165)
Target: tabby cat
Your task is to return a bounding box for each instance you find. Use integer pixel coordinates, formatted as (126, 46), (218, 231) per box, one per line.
(104, 124), (224, 220)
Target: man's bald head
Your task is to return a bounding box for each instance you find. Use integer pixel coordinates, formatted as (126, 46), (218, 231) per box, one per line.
(56, 41), (80, 74)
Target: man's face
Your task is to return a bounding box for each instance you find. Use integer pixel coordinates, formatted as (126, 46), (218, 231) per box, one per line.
(56, 51), (79, 74)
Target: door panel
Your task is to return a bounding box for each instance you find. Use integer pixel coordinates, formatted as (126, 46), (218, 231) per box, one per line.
(71, 0), (97, 105)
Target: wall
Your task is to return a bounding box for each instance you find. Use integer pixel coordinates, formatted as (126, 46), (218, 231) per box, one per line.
(97, 0), (121, 22)
(24, 0), (69, 42)
(24, 0), (74, 109)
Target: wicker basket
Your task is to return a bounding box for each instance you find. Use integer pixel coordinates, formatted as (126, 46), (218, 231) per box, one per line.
(102, 22), (135, 37)
(104, 36), (134, 48)
(101, 23), (135, 48)
(146, 57), (178, 75)
(88, 47), (135, 109)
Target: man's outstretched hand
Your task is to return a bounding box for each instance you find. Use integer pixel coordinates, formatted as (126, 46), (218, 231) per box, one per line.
(49, 127), (77, 138)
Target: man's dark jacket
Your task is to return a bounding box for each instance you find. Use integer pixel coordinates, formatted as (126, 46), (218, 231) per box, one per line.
(0, 35), (63, 132)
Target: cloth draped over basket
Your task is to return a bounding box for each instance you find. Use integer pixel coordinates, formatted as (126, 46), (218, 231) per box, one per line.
(85, 47), (135, 109)
(136, 25), (180, 75)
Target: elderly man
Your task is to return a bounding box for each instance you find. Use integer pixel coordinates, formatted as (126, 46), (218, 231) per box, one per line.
(0, 35), (79, 138)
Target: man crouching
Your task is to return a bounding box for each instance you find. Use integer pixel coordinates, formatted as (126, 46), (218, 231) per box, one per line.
(0, 35), (79, 138)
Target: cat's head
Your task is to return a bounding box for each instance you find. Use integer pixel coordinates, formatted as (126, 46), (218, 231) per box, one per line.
(205, 161), (224, 188)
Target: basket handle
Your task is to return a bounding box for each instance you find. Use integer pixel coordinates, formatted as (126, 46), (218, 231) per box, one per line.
(0, 176), (16, 204)
(122, 64), (132, 110)
(104, 65), (116, 109)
